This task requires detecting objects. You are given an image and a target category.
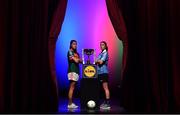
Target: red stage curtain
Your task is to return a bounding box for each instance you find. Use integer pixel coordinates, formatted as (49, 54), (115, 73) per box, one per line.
(106, 0), (180, 113)
(106, 0), (128, 80)
(169, 0), (180, 112)
(0, 0), (67, 113)
(48, 0), (67, 101)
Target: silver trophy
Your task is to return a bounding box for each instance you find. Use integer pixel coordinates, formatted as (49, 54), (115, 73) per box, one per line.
(82, 49), (97, 78)
(82, 49), (96, 64)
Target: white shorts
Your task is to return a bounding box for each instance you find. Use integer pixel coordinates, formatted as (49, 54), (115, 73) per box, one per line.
(68, 72), (79, 81)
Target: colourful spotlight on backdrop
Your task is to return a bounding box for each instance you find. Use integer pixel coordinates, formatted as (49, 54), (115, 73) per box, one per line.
(55, 0), (123, 92)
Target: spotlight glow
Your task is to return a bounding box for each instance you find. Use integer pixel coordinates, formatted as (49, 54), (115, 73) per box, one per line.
(55, 0), (123, 90)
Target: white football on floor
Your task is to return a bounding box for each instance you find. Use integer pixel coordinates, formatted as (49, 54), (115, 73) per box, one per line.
(87, 100), (96, 108)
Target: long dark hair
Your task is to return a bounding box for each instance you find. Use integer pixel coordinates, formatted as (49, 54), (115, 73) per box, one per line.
(100, 41), (108, 51)
(69, 40), (77, 53)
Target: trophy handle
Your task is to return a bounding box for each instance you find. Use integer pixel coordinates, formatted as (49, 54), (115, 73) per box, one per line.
(93, 50), (96, 64)
(82, 49), (85, 64)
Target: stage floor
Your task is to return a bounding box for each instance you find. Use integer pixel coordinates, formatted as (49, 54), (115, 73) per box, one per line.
(58, 97), (126, 114)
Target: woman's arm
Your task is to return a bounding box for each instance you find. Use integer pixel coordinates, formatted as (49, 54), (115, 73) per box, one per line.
(95, 52), (107, 65)
(95, 60), (103, 65)
(71, 53), (82, 63)
(71, 56), (80, 63)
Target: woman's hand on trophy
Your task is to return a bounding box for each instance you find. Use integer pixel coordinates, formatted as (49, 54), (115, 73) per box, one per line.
(79, 58), (83, 63)
(95, 60), (98, 65)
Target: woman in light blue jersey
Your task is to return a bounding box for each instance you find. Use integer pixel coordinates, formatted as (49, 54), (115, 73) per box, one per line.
(96, 41), (110, 110)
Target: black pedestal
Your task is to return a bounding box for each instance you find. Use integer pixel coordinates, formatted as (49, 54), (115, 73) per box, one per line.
(80, 78), (100, 109)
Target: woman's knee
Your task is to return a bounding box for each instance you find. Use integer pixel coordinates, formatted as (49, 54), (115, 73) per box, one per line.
(103, 82), (109, 90)
(70, 82), (76, 89)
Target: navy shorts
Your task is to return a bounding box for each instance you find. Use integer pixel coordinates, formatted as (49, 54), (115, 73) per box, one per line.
(98, 73), (109, 83)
